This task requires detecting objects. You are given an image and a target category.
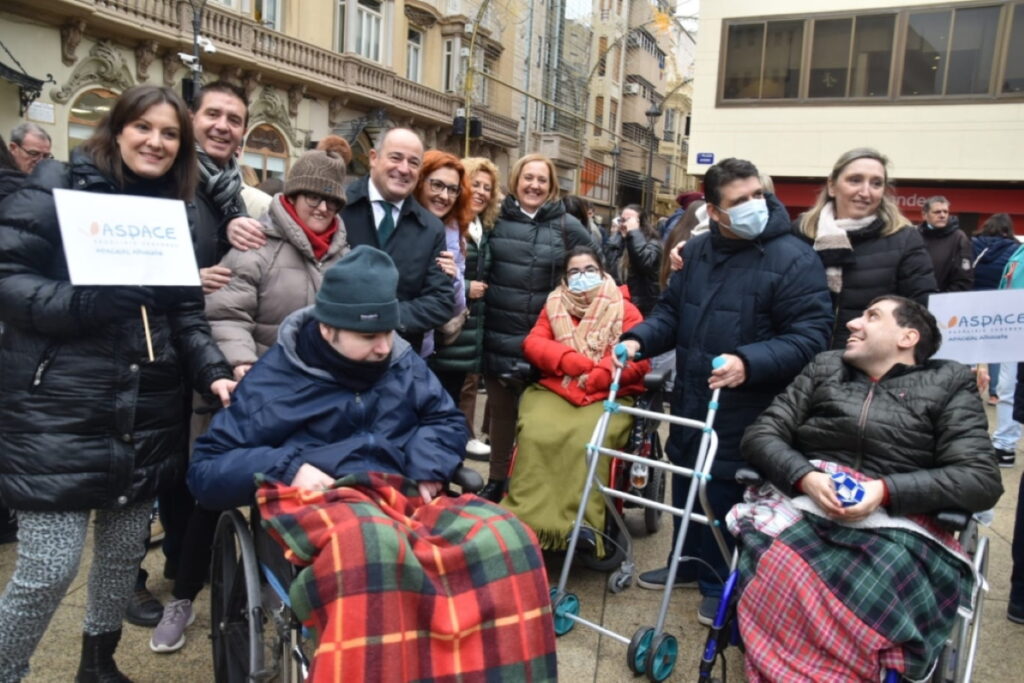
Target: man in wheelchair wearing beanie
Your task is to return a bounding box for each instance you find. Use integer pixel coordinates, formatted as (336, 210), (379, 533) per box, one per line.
(729, 295), (1003, 682)
(189, 246), (556, 681)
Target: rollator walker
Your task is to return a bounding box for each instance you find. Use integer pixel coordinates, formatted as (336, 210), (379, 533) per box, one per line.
(549, 349), (730, 682)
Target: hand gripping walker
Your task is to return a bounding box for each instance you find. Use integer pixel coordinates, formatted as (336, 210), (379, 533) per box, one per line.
(549, 348), (732, 682)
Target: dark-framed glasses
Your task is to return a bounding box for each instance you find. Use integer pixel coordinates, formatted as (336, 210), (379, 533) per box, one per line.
(427, 178), (460, 197)
(16, 144), (53, 160)
(567, 266), (600, 277)
(298, 193), (343, 212)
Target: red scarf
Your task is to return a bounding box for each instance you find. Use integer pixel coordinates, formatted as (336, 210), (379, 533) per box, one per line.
(279, 195), (339, 260)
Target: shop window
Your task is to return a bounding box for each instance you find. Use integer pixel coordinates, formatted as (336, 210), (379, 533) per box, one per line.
(68, 88), (118, 150)
(723, 20), (803, 100)
(1005, 4), (1024, 93)
(243, 124), (289, 182)
(809, 14), (895, 98)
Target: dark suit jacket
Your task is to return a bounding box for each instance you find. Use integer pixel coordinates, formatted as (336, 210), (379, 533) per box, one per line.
(341, 176), (453, 353)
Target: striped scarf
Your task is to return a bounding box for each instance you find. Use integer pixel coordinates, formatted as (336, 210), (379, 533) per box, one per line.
(812, 202), (876, 294)
(545, 274), (623, 367)
(195, 144), (244, 216)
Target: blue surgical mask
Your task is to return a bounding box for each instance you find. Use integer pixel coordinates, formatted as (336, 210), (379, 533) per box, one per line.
(723, 198), (769, 239)
(567, 271), (603, 293)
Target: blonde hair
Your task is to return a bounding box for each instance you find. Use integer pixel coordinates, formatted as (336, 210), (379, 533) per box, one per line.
(240, 164), (260, 187)
(799, 147), (911, 239)
(507, 153), (560, 206)
(461, 157), (502, 229)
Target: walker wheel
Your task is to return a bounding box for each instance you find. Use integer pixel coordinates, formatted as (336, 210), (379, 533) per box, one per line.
(550, 589), (579, 636)
(608, 569), (633, 593)
(626, 626), (655, 674)
(645, 633), (678, 682)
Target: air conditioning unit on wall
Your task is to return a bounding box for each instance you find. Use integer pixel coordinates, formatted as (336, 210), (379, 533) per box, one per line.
(623, 83), (640, 95)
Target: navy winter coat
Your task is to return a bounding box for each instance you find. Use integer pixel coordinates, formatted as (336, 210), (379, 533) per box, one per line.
(189, 307), (468, 510)
(972, 235), (1020, 291)
(623, 194), (832, 477)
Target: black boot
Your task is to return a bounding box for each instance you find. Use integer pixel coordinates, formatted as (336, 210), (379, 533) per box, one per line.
(75, 629), (133, 683)
(478, 478), (505, 503)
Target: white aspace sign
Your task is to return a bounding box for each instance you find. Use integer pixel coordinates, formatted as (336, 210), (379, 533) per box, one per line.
(929, 289), (1024, 364)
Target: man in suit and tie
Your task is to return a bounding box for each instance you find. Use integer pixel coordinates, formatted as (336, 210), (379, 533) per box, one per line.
(341, 128), (453, 355)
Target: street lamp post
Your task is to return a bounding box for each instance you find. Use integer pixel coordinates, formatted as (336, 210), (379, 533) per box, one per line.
(183, 0), (210, 107)
(609, 145), (620, 209)
(643, 103), (661, 218)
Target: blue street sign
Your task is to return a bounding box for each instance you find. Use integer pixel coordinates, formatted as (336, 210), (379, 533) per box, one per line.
(696, 152), (714, 164)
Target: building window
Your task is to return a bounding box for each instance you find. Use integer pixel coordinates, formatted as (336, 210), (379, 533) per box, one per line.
(612, 44), (621, 81)
(663, 108), (677, 142)
(254, 0), (282, 29)
(721, 2), (1022, 104)
(443, 39), (455, 92)
(609, 98), (618, 134)
(243, 123), (290, 182)
(723, 20), (803, 99)
(355, 0), (383, 62)
(480, 56), (494, 105)
(407, 29), (422, 82)
(598, 36), (608, 77)
(902, 5), (1000, 96)
(336, 0), (346, 52)
(809, 14), (895, 98)
(1005, 4), (1024, 93)
(68, 88), (118, 150)
(594, 96), (604, 135)
(582, 159), (612, 204)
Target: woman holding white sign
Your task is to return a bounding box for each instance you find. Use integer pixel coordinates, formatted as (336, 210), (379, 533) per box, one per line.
(0, 84), (235, 682)
(797, 148), (937, 350)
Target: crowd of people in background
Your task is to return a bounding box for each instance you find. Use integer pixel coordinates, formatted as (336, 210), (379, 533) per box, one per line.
(0, 79), (1022, 682)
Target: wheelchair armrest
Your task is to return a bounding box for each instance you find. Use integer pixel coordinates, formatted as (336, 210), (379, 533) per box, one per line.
(735, 467), (765, 487)
(934, 510), (971, 533)
(451, 465), (484, 494)
(643, 367), (673, 392)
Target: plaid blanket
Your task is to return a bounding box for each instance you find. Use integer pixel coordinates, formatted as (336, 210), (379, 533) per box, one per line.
(256, 472), (557, 682)
(726, 462), (974, 682)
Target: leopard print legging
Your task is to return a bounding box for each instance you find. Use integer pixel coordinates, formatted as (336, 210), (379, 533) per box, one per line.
(0, 501), (151, 682)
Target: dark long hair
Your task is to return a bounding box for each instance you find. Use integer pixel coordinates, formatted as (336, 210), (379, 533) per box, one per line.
(81, 85), (198, 200)
(0, 134), (17, 172)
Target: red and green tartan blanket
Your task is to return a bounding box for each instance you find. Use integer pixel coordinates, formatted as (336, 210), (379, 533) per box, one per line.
(255, 472), (557, 682)
(726, 462), (975, 682)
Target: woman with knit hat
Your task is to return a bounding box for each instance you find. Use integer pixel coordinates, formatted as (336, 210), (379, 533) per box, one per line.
(148, 147), (349, 654)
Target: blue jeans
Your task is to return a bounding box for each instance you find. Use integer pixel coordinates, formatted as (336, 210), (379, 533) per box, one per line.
(993, 363), (1021, 452)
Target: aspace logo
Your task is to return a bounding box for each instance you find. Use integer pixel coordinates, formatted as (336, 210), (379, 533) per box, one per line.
(942, 313), (1024, 330)
(938, 307), (1024, 345)
(81, 221), (179, 240)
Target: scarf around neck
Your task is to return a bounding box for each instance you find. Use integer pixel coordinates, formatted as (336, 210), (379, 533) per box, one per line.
(196, 144), (244, 216)
(295, 318), (392, 392)
(546, 274), (623, 375)
(813, 202), (877, 294)
(276, 195), (340, 261)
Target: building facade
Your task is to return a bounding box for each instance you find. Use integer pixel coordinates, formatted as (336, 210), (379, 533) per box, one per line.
(688, 0), (1024, 232)
(0, 0), (521, 183)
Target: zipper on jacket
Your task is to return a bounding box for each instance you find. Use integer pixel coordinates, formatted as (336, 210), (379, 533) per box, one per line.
(854, 381), (877, 471)
(30, 345), (60, 392)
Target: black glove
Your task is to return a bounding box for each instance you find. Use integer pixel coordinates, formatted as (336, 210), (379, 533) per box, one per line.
(77, 286), (156, 324)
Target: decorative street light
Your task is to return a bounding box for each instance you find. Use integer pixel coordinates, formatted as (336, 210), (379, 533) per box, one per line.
(182, 0), (211, 107)
(643, 103), (662, 218)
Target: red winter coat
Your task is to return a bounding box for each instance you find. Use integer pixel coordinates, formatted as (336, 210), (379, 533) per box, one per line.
(523, 287), (651, 406)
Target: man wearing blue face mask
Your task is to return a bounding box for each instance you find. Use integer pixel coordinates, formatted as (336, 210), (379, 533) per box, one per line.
(617, 157), (833, 625)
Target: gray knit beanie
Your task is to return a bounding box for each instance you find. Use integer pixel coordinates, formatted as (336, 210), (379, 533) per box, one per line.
(314, 246), (400, 332)
(284, 150), (347, 206)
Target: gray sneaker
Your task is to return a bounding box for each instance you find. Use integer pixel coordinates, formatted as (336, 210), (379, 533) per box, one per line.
(149, 598), (195, 653)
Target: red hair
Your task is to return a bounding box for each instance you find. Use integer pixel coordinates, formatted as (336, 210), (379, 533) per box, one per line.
(415, 150), (472, 238)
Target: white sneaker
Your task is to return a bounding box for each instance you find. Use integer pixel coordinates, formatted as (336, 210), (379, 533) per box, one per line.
(466, 438), (491, 458)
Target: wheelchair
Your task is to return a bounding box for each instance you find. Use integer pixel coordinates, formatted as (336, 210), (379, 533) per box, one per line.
(697, 468), (991, 683)
(503, 361), (674, 576)
(208, 466), (484, 683)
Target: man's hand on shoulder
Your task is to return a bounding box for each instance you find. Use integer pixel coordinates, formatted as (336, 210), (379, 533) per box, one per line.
(227, 216), (267, 251)
(291, 463), (335, 491)
(708, 353), (746, 389)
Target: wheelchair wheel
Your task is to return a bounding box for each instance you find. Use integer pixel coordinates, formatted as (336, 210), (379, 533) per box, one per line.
(211, 510), (267, 683)
(643, 445), (666, 534)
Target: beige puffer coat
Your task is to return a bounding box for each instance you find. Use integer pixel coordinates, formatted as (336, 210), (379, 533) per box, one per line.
(205, 195), (349, 368)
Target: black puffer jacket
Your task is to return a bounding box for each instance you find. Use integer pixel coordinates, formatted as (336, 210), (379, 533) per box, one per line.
(801, 218), (937, 349)
(193, 179), (246, 269)
(918, 218), (973, 293)
(483, 196), (594, 376)
(0, 167), (26, 204)
(741, 350), (1003, 516)
(431, 228), (489, 374)
(603, 229), (663, 316)
(0, 151), (233, 512)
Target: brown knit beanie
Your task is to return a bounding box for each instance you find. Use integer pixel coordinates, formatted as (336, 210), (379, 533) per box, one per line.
(284, 150), (347, 206)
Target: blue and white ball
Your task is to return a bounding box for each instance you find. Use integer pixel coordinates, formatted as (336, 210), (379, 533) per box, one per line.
(831, 472), (865, 507)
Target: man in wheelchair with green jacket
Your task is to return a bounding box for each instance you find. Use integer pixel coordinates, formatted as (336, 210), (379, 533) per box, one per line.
(189, 247), (557, 682)
(731, 295), (1003, 682)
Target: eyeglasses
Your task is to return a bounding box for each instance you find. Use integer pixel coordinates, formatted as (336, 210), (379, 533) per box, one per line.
(427, 178), (460, 197)
(15, 144), (53, 161)
(566, 266), (600, 277)
(298, 193), (343, 212)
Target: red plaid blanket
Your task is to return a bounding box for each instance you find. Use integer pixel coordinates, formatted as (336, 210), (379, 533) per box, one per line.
(256, 472), (557, 682)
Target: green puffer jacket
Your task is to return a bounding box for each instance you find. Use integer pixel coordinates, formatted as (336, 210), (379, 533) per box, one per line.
(430, 229), (490, 374)
(741, 350), (1003, 517)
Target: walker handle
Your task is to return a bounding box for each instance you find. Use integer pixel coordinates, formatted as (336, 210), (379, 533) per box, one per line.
(711, 355), (727, 370)
(614, 342), (641, 364)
